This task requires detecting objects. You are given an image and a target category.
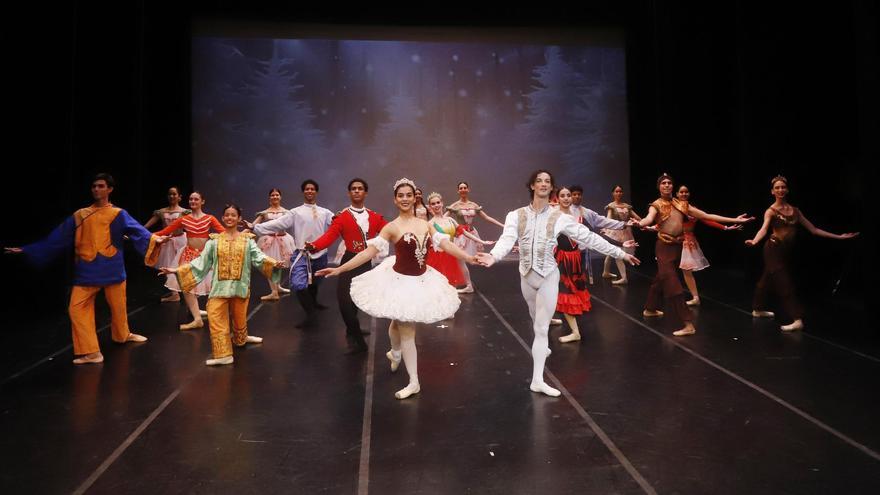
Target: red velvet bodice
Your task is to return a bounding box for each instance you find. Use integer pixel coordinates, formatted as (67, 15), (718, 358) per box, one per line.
(393, 232), (429, 276)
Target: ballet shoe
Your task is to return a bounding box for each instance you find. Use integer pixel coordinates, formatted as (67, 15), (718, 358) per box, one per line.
(180, 320), (204, 331)
(125, 333), (148, 343)
(752, 310), (775, 318)
(780, 319), (804, 332)
(394, 382), (420, 399)
(260, 294), (280, 301)
(72, 352), (104, 365)
(160, 293), (180, 303)
(601, 272), (616, 279)
(278, 287), (291, 294)
(612, 278), (628, 285)
(457, 285), (474, 294)
(558, 332), (581, 343)
(642, 309), (664, 318)
(672, 323), (696, 336)
(245, 335), (263, 343)
(206, 356), (234, 366)
(529, 381), (561, 397)
(386, 350), (402, 372)
(685, 297), (701, 306)
(199, 310), (209, 318)
(549, 318), (563, 325)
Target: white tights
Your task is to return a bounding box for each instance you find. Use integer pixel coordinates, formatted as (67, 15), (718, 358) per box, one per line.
(520, 269), (561, 396)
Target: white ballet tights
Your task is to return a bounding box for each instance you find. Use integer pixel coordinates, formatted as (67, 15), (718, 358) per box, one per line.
(520, 269), (561, 397)
(389, 321), (419, 398)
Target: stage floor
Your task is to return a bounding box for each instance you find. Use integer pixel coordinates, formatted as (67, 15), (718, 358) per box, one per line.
(1, 262), (878, 494)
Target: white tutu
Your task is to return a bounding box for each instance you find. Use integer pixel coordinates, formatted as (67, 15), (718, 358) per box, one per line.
(257, 234), (295, 267)
(158, 235), (188, 290)
(680, 233), (710, 271)
(454, 225), (482, 256)
(350, 256), (461, 323)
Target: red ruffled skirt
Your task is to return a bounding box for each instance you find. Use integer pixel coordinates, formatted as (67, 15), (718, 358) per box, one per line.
(555, 247), (591, 315)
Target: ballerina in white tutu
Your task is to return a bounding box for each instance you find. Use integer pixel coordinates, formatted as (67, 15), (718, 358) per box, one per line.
(316, 178), (479, 400)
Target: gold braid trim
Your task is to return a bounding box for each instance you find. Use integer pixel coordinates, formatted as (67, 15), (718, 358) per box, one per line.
(216, 234), (246, 281)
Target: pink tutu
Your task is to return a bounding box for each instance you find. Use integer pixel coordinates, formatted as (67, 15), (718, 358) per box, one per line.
(680, 232), (710, 271)
(257, 233), (295, 267)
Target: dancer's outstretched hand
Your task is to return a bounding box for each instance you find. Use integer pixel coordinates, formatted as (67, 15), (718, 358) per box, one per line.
(839, 232), (860, 240)
(315, 267), (341, 278)
(474, 252), (495, 267)
(4, 247), (22, 254)
(623, 254), (641, 266)
(482, 240), (496, 246)
(154, 235), (170, 244)
(735, 214), (756, 223)
(724, 224), (743, 231)
(640, 224), (658, 232)
(622, 239), (639, 249)
(744, 239), (757, 247)
(158, 266), (178, 275)
(304, 242), (317, 252)
(273, 259), (286, 268)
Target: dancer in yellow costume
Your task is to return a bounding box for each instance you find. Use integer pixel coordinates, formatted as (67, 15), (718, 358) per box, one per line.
(158, 204), (283, 365)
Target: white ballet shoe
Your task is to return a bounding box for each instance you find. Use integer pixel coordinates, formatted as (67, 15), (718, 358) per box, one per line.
(278, 287), (291, 294)
(752, 310), (775, 318)
(160, 293), (180, 303)
(72, 352), (104, 365)
(529, 381), (561, 397)
(672, 323), (696, 336)
(456, 285), (474, 294)
(558, 332), (581, 343)
(125, 333), (148, 343)
(206, 356), (234, 366)
(685, 297), (700, 306)
(260, 294), (280, 301)
(601, 272), (617, 279)
(386, 350), (402, 372)
(612, 278), (628, 285)
(245, 335), (263, 344)
(780, 319), (804, 332)
(642, 309), (664, 318)
(549, 318), (563, 325)
(199, 310), (208, 318)
(394, 382), (420, 399)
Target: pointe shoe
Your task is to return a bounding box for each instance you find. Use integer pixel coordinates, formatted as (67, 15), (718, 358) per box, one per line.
(73, 352), (104, 365)
(260, 294), (280, 301)
(686, 297), (701, 306)
(550, 318), (563, 325)
(752, 310), (775, 318)
(278, 287), (291, 294)
(199, 310), (209, 318)
(160, 294), (180, 303)
(612, 278), (628, 285)
(672, 323), (696, 336)
(601, 272), (617, 279)
(125, 333), (148, 343)
(245, 335), (263, 343)
(456, 285), (474, 294)
(206, 356), (234, 366)
(780, 319), (804, 332)
(558, 332), (581, 343)
(530, 381), (561, 397)
(642, 309), (664, 318)
(394, 382), (420, 399)
(386, 350), (402, 372)
(180, 320), (204, 331)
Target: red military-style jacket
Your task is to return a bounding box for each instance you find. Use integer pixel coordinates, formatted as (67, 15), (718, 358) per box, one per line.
(309, 207), (387, 254)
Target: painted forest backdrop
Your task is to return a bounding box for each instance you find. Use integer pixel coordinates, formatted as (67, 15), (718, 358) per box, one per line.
(192, 36), (630, 220)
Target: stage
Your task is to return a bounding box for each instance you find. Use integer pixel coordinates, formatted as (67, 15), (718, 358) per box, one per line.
(1, 260), (877, 494)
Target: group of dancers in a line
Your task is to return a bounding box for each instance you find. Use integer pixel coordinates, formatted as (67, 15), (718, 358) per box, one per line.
(6, 171), (858, 399)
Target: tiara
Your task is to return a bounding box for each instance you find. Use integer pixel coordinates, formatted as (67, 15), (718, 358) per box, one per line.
(393, 177), (416, 190)
(771, 174), (788, 185)
(426, 191), (442, 202)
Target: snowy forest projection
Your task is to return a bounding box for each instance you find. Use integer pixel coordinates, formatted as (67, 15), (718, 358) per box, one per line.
(192, 37), (630, 218)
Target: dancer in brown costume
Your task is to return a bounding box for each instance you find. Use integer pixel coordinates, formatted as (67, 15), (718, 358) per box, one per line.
(636, 173), (753, 336)
(745, 176), (858, 331)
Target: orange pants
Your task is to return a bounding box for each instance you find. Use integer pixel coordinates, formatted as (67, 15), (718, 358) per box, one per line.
(68, 282), (132, 355)
(206, 297), (249, 358)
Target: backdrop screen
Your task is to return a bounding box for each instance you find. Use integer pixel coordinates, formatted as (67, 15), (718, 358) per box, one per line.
(192, 30), (630, 223)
